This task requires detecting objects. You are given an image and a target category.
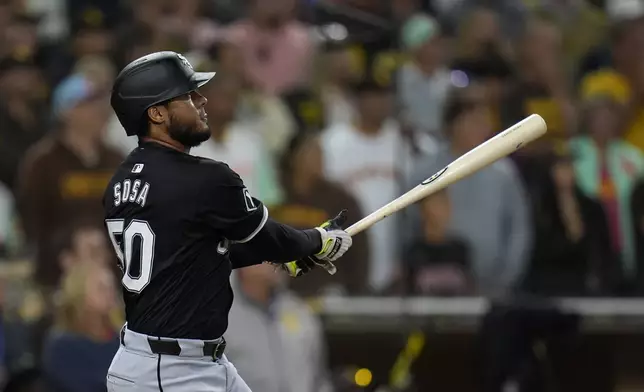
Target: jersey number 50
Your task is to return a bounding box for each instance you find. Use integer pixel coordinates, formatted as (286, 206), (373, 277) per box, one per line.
(105, 219), (156, 293)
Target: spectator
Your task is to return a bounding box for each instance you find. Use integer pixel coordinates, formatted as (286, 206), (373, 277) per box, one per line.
(529, 0), (608, 78)
(271, 132), (369, 296)
(503, 17), (577, 141)
(452, 6), (511, 66)
(579, 16), (644, 152)
(524, 150), (616, 296)
(397, 14), (451, 138)
(190, 75), (284, 206)
(226, 263), (333, 392)
(0, 54), (49, 190)
(226, 0), (316, 95)
(3, 368), (44, 392)
(321, 79), (432, 291)
(201, 42), (298, 156)
(437, 0), (528, 40)
(450, 6), (514, 130)
(407, 84), (532, 297)
(1, 12), (41, 62)
(570, 92), (644, 288)
(41, 261), (120, 392)
(318, 41), (360, 127)
(16, 73), (122, 288)
(404, 190), (472, 296)
(50, 222), (113, 287)
(44, 8), (116, 87)
(631, 177), (644, 292)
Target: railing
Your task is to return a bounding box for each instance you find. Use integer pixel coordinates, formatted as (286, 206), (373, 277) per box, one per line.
(312, 296), (644, 333)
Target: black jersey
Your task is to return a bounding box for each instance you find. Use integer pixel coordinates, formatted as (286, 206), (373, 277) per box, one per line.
(103, 141), (268, 340)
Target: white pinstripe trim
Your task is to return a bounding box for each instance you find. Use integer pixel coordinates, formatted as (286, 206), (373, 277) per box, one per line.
(234, 205), (268, 244)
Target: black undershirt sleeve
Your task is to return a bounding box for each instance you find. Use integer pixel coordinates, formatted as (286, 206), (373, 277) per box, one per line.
(229, 218), (322, 269)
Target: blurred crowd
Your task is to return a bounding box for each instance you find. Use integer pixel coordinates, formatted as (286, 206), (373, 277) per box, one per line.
(0, 0), (642, 390)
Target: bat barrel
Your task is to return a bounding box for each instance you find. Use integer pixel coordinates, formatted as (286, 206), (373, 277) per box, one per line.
(344, 114), (547, 237)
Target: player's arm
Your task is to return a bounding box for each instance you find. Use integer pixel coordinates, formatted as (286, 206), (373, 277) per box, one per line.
(200, 163), (351, 267)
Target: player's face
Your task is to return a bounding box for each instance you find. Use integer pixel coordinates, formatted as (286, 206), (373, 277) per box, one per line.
(165, 90), (211, 147)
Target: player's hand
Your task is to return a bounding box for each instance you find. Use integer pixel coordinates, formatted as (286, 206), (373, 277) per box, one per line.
(314, 209), (352, 264)
(280, 210), (353, 277)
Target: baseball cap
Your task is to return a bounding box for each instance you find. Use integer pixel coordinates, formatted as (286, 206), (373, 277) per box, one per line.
(401, 14), (440, 50)
(52, 74), (96, 117)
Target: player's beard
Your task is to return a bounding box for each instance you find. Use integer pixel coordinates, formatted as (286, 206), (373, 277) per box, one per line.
(167, 113), (211, 147)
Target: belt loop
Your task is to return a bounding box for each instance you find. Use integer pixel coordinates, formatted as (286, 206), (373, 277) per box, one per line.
(120, 326), (126, 346)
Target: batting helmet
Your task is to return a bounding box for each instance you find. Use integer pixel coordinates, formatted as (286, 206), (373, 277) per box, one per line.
(111, 51), (216, 136)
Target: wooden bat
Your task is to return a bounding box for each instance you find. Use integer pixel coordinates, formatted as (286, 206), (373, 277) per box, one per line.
(318, 114), (547, 275)
(346, 113), (547, 236)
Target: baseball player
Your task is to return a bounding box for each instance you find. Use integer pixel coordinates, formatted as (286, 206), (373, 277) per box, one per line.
(103, 51), (353, 391)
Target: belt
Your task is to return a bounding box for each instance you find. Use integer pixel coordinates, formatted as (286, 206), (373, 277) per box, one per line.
(119, 327), (226, 360)
(147, 337), (226, 360)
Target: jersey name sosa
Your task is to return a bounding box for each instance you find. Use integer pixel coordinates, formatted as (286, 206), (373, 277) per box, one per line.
(113, 178), (151, 207)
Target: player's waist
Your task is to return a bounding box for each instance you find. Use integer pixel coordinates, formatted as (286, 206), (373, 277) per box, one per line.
(120, 325), (226, 360)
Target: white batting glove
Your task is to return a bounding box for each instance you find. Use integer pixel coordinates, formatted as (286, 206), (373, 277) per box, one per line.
(314, 210), (352, 263)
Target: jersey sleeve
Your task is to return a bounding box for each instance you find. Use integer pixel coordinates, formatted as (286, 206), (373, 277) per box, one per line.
(198, 162), (268, 243)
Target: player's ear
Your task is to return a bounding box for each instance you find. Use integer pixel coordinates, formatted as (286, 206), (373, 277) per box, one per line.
(147, 105), (167, 125)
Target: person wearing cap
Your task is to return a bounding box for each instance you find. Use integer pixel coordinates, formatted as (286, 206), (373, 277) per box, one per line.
(397, 13), (452, 138)
(16, 73), (122, 290)
(579, 15), (644, 152)
(569, 84), (644, 290)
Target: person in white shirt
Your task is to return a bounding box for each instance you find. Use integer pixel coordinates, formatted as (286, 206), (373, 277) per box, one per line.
(321, 80), (436, 291)
(190, 75), (283, 206)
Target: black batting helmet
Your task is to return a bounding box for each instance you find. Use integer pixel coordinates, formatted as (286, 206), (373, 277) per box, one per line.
(111, 51), (216, 136)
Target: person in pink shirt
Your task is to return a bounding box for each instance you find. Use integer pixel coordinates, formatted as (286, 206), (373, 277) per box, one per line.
(225, 0), (315, 95)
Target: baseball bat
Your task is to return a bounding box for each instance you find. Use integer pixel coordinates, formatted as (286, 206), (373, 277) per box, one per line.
(317, 114), (546, 276)
(346, 113), (547, 237)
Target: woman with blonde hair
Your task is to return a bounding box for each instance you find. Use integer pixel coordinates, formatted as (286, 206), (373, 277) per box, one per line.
(42, 261), (121, 392)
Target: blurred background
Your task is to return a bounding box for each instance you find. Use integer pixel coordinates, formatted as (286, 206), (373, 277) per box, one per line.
(4, 0), (644, 391)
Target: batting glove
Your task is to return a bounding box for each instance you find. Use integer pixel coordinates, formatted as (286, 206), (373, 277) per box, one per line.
(282, 210), (353, 277)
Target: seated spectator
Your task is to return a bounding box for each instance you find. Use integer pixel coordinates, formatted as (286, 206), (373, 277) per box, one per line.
(271, 132), (369, 296)
(226, 263), (333, 392)
(190, 75), (283, 206)
(503, 17), (576, 141)
(450, 6), (514, 130)
(631, 177), (644, 292)
(524, 150), (616, 296)
(579, 16), (644, 152)
(3, 368), (44, 392)
(0, 54), (49, 190)
(44, 8), (116, 87)
(397, 14), (451, 137)
(407, 84), (531, 297)
(41, 261), (120, 392)
(321, 79), (434, 292)
(50, 221), (113, 287)
(404, 190), (471, 296)
(16, 73), (122, 288)
(225, 0), (316, 95)
(570, 92), (644, 287)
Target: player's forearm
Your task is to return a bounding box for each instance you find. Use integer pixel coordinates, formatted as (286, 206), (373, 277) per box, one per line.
(245, 218), (322, 263)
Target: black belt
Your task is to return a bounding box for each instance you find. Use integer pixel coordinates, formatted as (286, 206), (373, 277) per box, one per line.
(120, 327), (226, 360)
(147, 337), (226, 360)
